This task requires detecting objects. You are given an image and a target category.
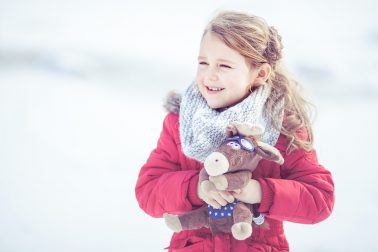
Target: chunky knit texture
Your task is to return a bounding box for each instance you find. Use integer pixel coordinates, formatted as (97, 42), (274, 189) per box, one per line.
(179, 82), (284, 162)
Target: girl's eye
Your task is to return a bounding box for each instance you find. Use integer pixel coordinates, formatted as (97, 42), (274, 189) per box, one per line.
(220, 64), (232, 69)
(199, 62), (208, 66)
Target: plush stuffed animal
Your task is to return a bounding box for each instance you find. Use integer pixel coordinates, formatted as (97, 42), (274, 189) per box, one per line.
(164, 122), (284, 240)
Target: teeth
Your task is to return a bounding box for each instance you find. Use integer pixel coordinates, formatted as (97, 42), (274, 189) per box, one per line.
(207, 87), (224, 91)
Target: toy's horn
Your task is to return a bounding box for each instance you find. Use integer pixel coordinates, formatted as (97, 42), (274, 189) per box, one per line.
(226, 124), (239, 137)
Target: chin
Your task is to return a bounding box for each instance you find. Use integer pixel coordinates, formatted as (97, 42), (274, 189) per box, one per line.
(206, 101), (223, 109)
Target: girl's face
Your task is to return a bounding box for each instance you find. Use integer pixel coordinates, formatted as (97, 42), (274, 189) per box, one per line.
(196, 32), (260, 109)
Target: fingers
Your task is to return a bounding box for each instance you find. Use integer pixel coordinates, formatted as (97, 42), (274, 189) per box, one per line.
(199, 180), (236, 209)
(231, 189), (243, 202)
(203, 191), (235, 209)
(210, 191), (228, 207)
(219, 191), (235, 203)
(232, 189), (241, 195)
(206, 199), (221, 209)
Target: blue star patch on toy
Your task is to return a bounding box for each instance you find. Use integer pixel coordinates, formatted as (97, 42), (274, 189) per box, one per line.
(208, 200), (238, 219)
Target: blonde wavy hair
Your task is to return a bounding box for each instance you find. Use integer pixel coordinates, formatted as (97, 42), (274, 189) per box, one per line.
(203, 10), (314, 153)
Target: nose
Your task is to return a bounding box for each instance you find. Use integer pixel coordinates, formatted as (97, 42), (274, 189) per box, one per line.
(204, 152), (229, 176)
(205, 68), (218, 82)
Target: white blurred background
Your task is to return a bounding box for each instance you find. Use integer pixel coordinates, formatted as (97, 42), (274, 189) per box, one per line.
(1, 0), (377, 251)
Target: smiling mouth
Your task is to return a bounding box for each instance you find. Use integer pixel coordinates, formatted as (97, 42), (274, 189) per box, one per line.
(206, 86), (225, 91)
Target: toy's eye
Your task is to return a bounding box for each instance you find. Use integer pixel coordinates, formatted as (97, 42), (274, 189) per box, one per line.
(240, 138), (254, 151)
(227, 142), (241, 150)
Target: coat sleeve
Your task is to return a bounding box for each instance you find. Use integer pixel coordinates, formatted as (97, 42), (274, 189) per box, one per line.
(257, 146), (335, 224)
(135, 113), (204, 218)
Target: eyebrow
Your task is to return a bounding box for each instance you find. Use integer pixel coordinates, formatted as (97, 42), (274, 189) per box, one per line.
(197, 56), (236, 65)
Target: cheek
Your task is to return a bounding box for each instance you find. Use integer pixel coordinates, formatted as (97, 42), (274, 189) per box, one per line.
(227, 80), (250, 96)
(233, 73), (252, 92)
(195, 69), (204, 84)
(225, 71), (245, 84)
(195, 72), (202, 83)
(195, 74), (204, 91)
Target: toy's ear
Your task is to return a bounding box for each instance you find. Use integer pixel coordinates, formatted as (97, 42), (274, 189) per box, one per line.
(255, 141), (284, 165)
(230, 122), (264, 137)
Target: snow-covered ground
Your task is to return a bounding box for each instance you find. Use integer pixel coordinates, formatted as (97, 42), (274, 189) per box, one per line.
(1, 0), (378, 251)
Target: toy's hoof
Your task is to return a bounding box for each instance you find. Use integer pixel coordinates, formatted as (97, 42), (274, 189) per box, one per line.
(201, 180), (216, 193)
(209, 175), (228, 190)
(231, 222), (252, 240)
(163, 213), (183, 233)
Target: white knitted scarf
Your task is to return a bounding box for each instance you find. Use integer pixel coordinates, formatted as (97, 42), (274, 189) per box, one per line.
(179, 81), (284, 162)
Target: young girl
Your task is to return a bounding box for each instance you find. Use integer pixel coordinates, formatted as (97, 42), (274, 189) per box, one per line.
(135, 10), (334, 251)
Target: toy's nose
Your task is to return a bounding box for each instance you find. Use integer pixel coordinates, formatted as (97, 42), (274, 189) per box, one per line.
(204, 152), (229, 176)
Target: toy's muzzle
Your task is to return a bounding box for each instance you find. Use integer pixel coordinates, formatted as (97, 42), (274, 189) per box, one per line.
(204, 152), (229, 176)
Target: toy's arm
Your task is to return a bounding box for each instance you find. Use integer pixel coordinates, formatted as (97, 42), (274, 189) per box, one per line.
(209, 170), (252, 191)
(198, 167), (236, 209)
(199, 167), (209, 183)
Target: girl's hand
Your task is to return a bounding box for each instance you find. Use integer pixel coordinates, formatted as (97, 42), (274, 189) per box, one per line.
(198, 180), (235, 209)
(231, 179), (262, 204)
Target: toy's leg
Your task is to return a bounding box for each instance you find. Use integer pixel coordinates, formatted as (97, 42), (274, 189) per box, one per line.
(231, 202), (253, 240)
(164, 206), (209, 233)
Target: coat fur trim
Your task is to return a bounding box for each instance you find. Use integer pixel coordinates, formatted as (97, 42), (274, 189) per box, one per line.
(164, 91), (181, 114)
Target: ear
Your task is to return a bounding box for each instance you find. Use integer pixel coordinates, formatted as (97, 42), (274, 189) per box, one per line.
(255, 141), (284, 165)
(230, 122), (265, 137)
(252, 63), (272, 85)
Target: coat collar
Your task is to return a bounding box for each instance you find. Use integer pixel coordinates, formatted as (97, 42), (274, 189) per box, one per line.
(163, 91), (181, 114)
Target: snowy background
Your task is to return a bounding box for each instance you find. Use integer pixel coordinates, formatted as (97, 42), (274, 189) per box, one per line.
(1, 0), (378, 251)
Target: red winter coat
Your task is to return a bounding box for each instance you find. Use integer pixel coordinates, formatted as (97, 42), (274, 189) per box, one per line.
(135, 112), (334, 252)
